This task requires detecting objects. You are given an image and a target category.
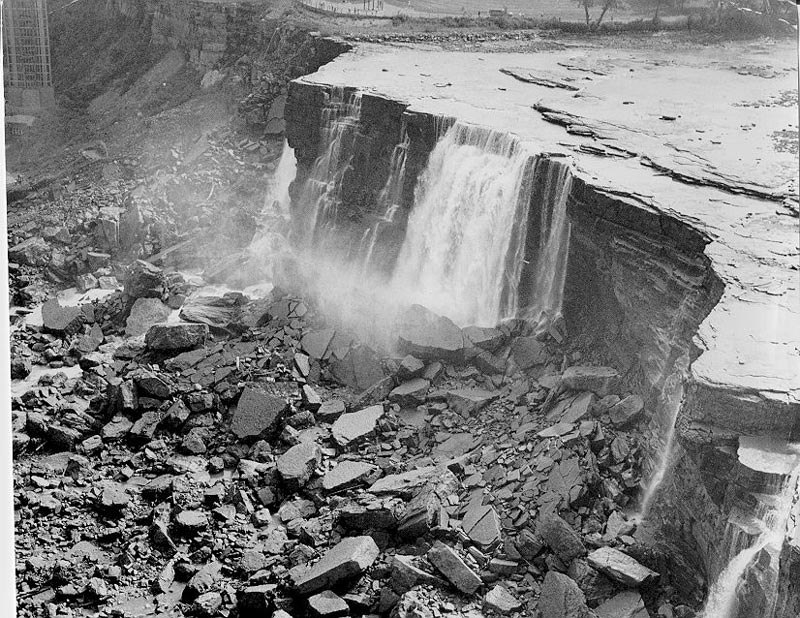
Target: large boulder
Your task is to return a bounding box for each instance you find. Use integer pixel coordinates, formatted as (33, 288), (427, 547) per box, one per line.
(231, 385), (288, 440)
(125, 297), (172, 337)
(396, 304), (465, 363)
(562, 366), (619, 397)
(426, 541), (482, 594)
(536, 512), (586, 563)
(9, 236), (50, 266)
(145, 323), (208, 351)
(277, 442), (322, 488)
(41, 298), (85, 335)
(595, 591), (648, 618)
(331, 404), (384, 447)
(587, 547), (658, 587)
(537, 571), (593, 618)
(292, 536), (379, 595)
(123, 260), (166, 299)
(329, 345), (385, 391)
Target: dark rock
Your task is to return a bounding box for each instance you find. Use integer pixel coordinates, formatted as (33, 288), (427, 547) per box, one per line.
(389, 378), (430, 408)
(300, 328), (335, 360)
(595, 591), (648, 618)
(445, 388), (498, 416)
(536, 512), (586, 563)
(317, 400), (346, 422)
(390, 555), (446, 593)
(391, 590), (435, 618)
(129, 410), (166, 441)
(397, 355), (425, 380)
(124, 260), (165, 299)
(562, 366), (619, 397)
(369, 466), (441, 498)
(427, 541), (482, 594)
(568, 559), (617, 607)
(231, 385), (288, 440)
(292, 536), (380, 595)
(538, 571), (593, 618)
(397, 304), (465, 363)
(511, 336), (548, 369)
(145, 323), (208, 351)
(11, 355), (32, 379)
(330, 344), (385, 391)
(9, 236), (50, 266)
(462, 325), (505, 352)
(609, 395), (645, 427)
(238, 584), (278, 617)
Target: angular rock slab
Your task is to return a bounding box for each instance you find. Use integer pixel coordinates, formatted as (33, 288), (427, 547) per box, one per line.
(331, 404), (384, 447)
(145, 323), (208, 351)
(41, 299), (85, 335)
(595, 591), (648, 618)
(426, 541), (482, 594)
(308, 590), (349, 617)
(462, 505), (501, 548)
(389, 378), (430, 408)
(368, 466), (440, 499)
(231, 386), (288, 440)
(322, 461), (378, 492)
(125, 297), (172, 337)
(587, 547), (658, 587)
(562, 366), (619, 397)
(277, 442), (322, 487)
(483, 584), (522, 613)
(293, 536), (379, 595)
(538, 571), (593, 618)
(396, 304), (465, 363)
(609, 395), (645, 427)
(536, 512), (586, 563)
(446, 388), (498, 416)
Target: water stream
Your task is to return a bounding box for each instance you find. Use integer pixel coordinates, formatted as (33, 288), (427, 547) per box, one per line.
(389, 123), (536, 327)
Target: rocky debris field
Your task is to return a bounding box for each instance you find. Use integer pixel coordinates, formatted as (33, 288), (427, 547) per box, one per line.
(9, 246), (698, 618)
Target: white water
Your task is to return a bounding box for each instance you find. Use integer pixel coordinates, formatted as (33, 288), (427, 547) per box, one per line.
(701, 456), (800, 618)
(524, 158), (573, 325)
(360, 131), (410, 271)
(264, 140), (296, 218)
(295, 89), (362, 248)
(390, 123), (536, 327)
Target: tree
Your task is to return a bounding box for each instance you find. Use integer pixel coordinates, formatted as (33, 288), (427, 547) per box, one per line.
(575, 0), (622, 28)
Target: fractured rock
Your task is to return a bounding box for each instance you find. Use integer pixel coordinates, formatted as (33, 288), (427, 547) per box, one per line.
(308, 590), (349, 617)
(145, 323), (208, 351)
(587, 547), (658, 587)
(511, 336), (548, 369)
(389, 378), (430, 408)
(231, 385), (288, 440)
(277, 442), (322, 488)
(595, 591), (649, 618)
(125, 297), (172, 337)
(536, 512), (586, 563)
(609, 395), (645, 427)
(426, 541), (482, 594)
(484, 584), (523, 612)
(562, 366), (619, 397)
(397, 304), (464, 363)
(331, 404), (384, 447)
(322, 461), (377, 492)
(369, 466), (440, 498)
(41, 299), (84, 335)
(330, 345), (385, 391)
(537, 571), (593, 618)
(397, 355), (425, 380)
(446, 388), (498, 416)
(462, 504), (501, 548)
(390, 555), (446, 593)
(317, 400), (346, 422)
(292, 536), (379, 595)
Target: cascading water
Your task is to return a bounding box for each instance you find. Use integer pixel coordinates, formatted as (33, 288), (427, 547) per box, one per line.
(526, 162), (572, 325)
(359, 131), (410, 272)
(389, 123), (536, 327)
(295, 88), (362, 248)
(264, 140), (297, 217)
(701, 447), (800, 618)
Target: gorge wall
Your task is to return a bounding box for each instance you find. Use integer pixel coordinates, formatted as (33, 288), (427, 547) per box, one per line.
(282, 64), (799, 615)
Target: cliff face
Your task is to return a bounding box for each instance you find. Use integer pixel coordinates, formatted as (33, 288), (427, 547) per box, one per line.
(281, 41), (799, 614)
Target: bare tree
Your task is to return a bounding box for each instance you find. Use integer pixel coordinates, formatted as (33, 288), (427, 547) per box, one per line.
(575, 0), (621, 28)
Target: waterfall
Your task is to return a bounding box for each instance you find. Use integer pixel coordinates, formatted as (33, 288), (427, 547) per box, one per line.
(360, 131), (410, 271)
(265, 140), (296, 218)
(700, 451), (800, 618)
(295, 88), (363, 248)
(524, 159), (573, 326)
(389, 123), (536, 327)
